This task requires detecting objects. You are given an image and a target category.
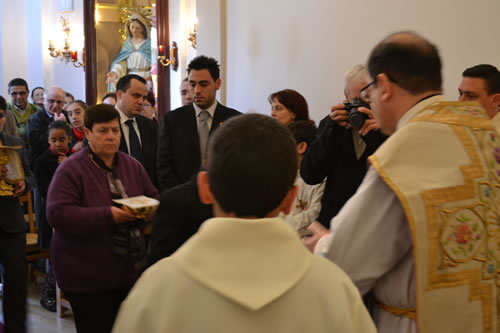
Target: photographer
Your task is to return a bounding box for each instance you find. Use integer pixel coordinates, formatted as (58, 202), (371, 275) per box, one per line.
(301, 64), (387, 228)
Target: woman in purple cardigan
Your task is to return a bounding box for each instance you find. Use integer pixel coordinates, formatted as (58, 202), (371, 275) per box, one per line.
(46, 104), (159, 333)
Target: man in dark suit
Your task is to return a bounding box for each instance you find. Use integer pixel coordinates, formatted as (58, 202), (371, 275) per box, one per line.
(147, 174), (212, 266)
(157, 55), (241, 191)
(115, 74), (158, 188)
(0, 95), (32, 333)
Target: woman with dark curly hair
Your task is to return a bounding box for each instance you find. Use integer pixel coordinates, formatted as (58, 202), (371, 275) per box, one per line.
(269, 89), (310, 125)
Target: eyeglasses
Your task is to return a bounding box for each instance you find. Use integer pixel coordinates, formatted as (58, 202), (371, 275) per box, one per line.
(360, 80), (376, 103)
(47, 99), (65, 105)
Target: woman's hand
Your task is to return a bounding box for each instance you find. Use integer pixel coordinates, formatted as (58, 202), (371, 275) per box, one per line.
(111, 206), (136, 224)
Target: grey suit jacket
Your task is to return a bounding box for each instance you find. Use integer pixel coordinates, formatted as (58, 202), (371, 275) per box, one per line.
(0, 133), (32, 233)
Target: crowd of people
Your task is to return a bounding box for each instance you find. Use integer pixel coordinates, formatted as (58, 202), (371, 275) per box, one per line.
(0, 30), (500, 333)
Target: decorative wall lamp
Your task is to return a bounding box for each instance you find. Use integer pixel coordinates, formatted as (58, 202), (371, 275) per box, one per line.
(158, 41), (178, 71)
(48, 17), (84, 69)
(188, 22), (197, 49)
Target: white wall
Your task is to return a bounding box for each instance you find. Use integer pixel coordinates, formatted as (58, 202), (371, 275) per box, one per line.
(0, 0), (85, 99)
(40, 0), (85, 99)
(223, 0), (500, 123)
(0, 0), (29, 94)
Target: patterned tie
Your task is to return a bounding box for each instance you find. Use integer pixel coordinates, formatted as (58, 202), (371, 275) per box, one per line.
(125, 119), (143, 162)
(198, 110), (210, 161)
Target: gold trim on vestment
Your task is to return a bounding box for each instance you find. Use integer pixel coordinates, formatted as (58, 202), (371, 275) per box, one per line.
(369, 102), (499, 332)
(376, 301), (416, 319)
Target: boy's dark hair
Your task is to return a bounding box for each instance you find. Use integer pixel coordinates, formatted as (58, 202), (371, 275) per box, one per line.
(268, 89), (310, 122)
(462, 64), (500, 95)
(8, 78), (29, 92)
(84, 104), (120, 130)
(187, 56), (220, 81)
(207, 114), (298, 217)
(288, 120), (317, 150)
(0, 95), (7, 111)
(116, 74), (147, 92)
(367, 31), (442, 94)
(48, 120), (71, 137)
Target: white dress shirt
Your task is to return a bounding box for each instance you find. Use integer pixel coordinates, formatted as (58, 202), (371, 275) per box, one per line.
(117, 108), (142, 155)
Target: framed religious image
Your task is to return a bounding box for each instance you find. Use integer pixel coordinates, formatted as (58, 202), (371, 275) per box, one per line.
(0, 146), (25, 184)
(59, 0), (74, 13)
(94, 1), (157, 102)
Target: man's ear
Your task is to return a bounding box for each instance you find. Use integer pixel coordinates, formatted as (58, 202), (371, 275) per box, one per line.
(280, 185), (299, 215)
(297, 142), (307, 155)
(377, 73), (393, 102)
(492, 93), (500, 109)
(116, 89), (123, 102)
(215, 78), (222, 91)
(197, 171), (215, 205)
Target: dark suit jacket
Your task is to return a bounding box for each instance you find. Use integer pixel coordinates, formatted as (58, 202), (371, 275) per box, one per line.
(300, 116), (387, 227)
(157, 103), (241, 191)
(147, 175), (212, 267)
(119, 114), (159, 188)
(0, 133), (32, 233)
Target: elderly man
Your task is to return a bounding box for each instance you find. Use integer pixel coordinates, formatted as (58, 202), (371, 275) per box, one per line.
(26, 86), (67, 169)
(458, 64), (500, 130)
(300, 65), (386, 227)
(306, 31), (500, 332)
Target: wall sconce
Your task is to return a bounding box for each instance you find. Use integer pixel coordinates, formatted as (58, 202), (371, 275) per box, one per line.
(48, 17), (84, 69)
(188, 23), (197, 49)
(158, 41), (179, 71)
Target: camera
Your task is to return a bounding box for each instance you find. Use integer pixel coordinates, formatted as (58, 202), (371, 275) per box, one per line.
(343, 98), (370, 129)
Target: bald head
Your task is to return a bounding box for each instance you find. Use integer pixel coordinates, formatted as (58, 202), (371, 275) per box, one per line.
(367, 31), (442, 95)
(44, 86), (65, 115)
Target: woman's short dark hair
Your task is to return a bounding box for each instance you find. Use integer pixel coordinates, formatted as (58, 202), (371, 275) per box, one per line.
(48, 120), (71, 137)
(0, 95), (6, 111)
(31, 87), (44, 100)
(207, 114), (298, 218)
(268, 89), (310, 122)
(84, 104), (120, 131)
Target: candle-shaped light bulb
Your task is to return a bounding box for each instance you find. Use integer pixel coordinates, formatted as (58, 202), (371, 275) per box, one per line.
(194, 23), (197, 33)
(49, 40), (54, 49)
(71, 51), (77, 61)
(158, 44), (164, 56)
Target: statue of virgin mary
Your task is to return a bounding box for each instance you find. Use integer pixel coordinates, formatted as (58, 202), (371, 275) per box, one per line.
(106, 14), (152, 92)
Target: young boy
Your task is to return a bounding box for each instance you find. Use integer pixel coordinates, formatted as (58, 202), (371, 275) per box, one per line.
(33, 120), (71, 311)
(112, 114), (375, 333)
(282, 120), (325, 235)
